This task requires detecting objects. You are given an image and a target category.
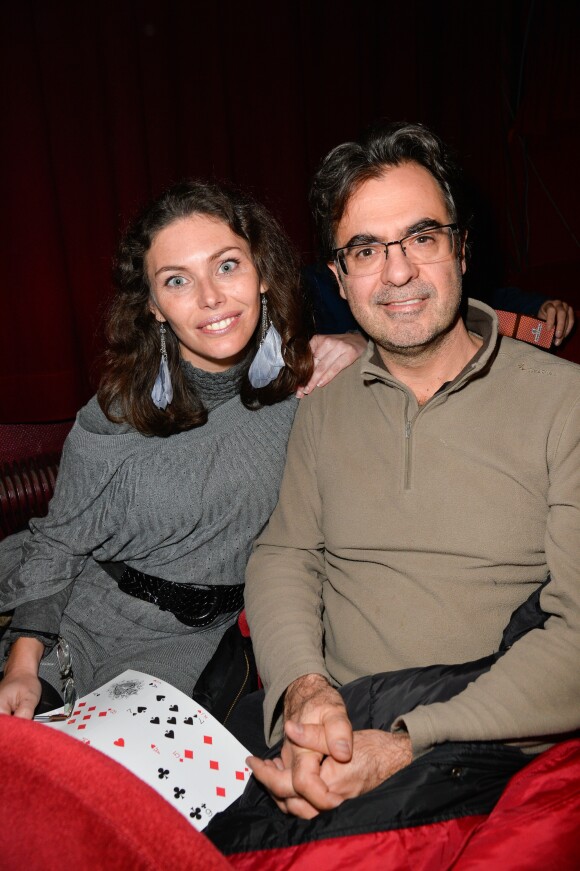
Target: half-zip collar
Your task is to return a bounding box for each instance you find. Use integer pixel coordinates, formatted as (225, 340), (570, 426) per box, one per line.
(358, 299), (500, 490)
(359, 299), (499, 403)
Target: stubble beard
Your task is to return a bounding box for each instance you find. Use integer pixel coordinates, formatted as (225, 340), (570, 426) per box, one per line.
(346, 273), (464, 361)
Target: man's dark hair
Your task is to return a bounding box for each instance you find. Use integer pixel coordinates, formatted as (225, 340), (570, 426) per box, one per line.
(310, 121), (470, 260)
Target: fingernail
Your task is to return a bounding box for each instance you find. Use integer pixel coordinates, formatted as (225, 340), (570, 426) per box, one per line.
(336, 740), (350, 753)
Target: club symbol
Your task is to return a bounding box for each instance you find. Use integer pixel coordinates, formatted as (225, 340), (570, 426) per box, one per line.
(189, 807), (202, 820)
(173, 787), (185, 799)
(201, 803), (212, 817)
(158, 768), (169, 780)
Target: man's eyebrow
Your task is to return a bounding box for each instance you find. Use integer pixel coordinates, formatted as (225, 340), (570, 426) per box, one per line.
(404, 218), (447, 236)
(340, 233), (382, 249)
(340, 220), (449, 250)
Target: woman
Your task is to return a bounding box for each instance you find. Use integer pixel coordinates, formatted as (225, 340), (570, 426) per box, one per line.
(0, 180), (364, 718)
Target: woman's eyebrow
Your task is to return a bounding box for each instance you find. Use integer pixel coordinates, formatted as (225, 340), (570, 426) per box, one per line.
(153, 246), (245, 277)
(208, 245), (245, 262)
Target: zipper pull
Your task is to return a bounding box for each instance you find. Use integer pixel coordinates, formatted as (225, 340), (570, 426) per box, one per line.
(405, 421), (411, 439)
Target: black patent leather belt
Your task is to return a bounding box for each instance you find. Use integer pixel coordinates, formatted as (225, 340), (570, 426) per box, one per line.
(99, 562), (244, 628)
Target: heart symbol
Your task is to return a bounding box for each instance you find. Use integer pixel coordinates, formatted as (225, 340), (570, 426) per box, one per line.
(114, 738), (125, 747)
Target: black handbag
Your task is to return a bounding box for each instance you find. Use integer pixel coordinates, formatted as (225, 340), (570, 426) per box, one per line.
(192, 618), (260, 725)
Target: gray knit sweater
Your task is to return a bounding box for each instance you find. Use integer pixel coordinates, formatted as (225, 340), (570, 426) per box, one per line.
(1, 360), (297, 697)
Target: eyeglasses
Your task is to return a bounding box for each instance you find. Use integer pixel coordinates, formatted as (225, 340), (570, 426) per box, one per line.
(334, 224), (460, 277)
(56, 636), (78, 717)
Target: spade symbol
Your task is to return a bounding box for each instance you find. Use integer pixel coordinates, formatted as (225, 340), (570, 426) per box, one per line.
(150, 716), (160, 724)
(165, 729), (175, 739)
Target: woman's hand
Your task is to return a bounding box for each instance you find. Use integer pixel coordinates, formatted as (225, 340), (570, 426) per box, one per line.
(297, 332), (367, 398)
(0, 636), (44, 718)
(536, 300), (575, 346)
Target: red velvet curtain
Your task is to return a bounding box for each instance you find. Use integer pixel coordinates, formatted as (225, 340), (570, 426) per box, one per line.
(1, 0), (578, 422)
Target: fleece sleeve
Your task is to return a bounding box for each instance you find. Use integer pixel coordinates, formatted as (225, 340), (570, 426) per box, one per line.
(244, 396), (330, 744)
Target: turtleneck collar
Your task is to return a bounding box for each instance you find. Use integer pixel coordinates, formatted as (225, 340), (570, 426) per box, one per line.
(180, 354), (250, 411)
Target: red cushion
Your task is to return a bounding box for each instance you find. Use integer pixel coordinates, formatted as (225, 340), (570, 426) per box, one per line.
(0, 715), (233, 871)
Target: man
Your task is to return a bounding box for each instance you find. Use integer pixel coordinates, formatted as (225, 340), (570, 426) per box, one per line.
(241, 122), (580, 822)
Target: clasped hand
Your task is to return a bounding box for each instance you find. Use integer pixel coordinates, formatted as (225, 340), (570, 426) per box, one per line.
(247, 674), (413, 819)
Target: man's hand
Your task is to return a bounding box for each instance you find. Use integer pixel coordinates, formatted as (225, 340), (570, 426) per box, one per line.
(537, 300), (575, 346)
(247, 673), (353, 818)
(297, 332), (367, 398)
(316, 728), (413, 801)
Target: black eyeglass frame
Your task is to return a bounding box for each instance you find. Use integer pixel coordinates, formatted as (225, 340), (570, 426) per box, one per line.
(333, 223), (460, 276)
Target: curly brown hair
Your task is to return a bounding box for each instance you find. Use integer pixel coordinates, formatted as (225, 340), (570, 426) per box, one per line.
(98, 180), (313, 436)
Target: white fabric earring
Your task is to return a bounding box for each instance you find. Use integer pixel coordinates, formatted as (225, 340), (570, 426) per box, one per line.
(248, 295), (285, 389)
(151, 322), (174, 409)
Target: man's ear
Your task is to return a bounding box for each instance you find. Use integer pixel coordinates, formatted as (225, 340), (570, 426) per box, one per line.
(460, 230), (468, 276)
(328, 261), (348, 301)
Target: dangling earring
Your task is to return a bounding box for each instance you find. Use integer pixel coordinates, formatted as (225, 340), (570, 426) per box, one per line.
(151, 322), (174, 409)
(248, 295), (285, 389)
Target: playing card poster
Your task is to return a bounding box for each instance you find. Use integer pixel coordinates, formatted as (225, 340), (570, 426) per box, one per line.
(40, 670), (250, 831)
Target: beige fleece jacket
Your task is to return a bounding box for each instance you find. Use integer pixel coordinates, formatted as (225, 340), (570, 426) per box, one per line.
(245, 301), (580, 754)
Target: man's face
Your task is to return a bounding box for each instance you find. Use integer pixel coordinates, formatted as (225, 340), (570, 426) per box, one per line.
(329, 162), (466, 357)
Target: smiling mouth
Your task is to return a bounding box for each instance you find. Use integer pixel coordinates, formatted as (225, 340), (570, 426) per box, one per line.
(382, 297), (428, 309)
(198, 314), (240, 332)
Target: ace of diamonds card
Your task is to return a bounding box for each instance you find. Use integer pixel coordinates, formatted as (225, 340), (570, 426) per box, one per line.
(40, 669), (251, 831)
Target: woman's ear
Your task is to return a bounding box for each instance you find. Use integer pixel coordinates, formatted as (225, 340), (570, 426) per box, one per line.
(149, 298), (166, 323)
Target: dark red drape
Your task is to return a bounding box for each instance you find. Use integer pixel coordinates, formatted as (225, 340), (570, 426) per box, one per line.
(1, 0), (578, 422)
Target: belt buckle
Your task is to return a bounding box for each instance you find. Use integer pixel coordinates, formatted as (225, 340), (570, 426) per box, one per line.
(180, 587), (220, 628)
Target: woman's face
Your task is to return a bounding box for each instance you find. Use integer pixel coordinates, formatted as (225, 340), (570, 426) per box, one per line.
(147, 214), (265, 372)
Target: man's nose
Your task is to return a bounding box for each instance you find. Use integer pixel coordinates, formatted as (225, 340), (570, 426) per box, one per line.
(380, 244), (419, 285)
